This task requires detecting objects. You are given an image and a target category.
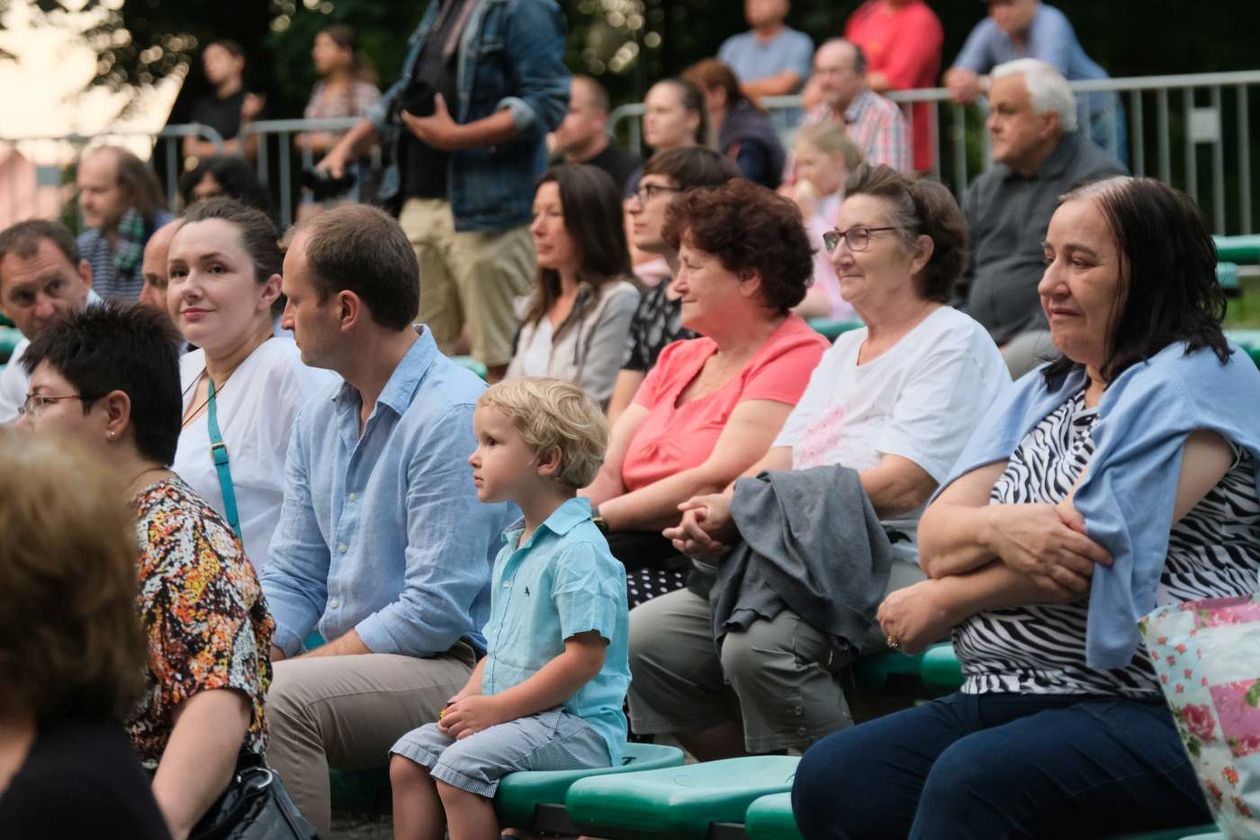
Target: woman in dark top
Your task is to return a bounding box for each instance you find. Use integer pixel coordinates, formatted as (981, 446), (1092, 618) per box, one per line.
(0, 432), (169, 840)
(683, 59), (785, 189)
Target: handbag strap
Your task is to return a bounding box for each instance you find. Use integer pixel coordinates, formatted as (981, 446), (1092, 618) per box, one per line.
(207, 378), (244, 543)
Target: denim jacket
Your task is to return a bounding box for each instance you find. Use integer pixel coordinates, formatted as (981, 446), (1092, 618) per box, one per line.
(370, 0), (570, 232)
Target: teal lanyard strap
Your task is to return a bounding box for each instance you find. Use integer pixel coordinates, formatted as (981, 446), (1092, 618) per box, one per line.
(206, 378), (244, 543)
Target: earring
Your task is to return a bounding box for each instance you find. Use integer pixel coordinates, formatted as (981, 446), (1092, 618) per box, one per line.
(107, 431), (117, 441)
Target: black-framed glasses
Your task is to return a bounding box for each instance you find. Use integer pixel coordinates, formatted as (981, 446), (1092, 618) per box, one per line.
(822, 225), (900, 253)
(18, 392), (95, 418)
(632, 183), (683, 204)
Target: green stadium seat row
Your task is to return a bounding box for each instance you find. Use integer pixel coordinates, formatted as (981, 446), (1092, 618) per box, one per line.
(806, 318), (863, 341)
(566, 755), (800, 840)
(0, 326), (23, 366)
(1226, 329), (1260, 367)
(1213, 234), (1260, 265)
(853, 641), (964, 694)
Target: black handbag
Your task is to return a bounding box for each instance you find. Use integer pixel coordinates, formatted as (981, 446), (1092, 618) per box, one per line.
(189, 751), (319, 840)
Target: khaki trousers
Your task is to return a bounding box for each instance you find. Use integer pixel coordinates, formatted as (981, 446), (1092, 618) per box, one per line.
(265, 648), (475, 835)
(398, 197), (533, 368)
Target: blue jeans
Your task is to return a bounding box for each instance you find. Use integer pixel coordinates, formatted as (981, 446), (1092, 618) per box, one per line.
(792, 692), (1211, 839)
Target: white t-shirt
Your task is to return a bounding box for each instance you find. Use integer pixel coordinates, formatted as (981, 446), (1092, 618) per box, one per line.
(774, 305), (1010, 553)
(174, 337), (338, 571)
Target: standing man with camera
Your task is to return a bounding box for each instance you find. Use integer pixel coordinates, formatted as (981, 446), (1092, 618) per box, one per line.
(320, 0), (570, 381)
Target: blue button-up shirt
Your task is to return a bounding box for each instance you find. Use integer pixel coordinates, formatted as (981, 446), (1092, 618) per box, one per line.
(261, 328), (512, 658)
(482, 498), (630, 764)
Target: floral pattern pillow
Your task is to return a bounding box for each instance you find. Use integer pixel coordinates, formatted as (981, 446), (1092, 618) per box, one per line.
(1140, 594), (1260, 838)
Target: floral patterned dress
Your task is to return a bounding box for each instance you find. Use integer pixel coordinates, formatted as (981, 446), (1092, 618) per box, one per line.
(127, 476), (275, 769)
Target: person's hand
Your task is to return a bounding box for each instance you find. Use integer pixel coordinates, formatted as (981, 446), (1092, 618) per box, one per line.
(269, 644), (286, 662)
(401, 93), (465, 151)
(438, 695), (506, 740)
(241, 92), (266, 123)
(663, 492), (737, 558)
(944, 68), (982, 105)
(877, 579), (958, 654)
(317, 141), (352, 178)
(987, 503), (1111, 596)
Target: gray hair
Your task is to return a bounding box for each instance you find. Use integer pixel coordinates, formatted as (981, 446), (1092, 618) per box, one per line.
(991, 58), (1078, 133)
(817, 38), (867, 76)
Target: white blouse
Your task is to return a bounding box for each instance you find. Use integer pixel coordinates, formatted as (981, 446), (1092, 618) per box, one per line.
(174, 337), (338, 571)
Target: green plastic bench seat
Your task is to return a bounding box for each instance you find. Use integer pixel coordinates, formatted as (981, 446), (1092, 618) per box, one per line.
(566, 754), (800, 840)
(452, 354), (488, 379)
(920, 643), (964, 690)
(0, 326), (23, 366)
(1108, 826), (1219, 839)
(1217, 262), (1241, 296)
(1226, 329), (1260, 368)
(497, 742), (684, 832)
(329, 766), (389, 813)
(807, 318), (863, 341)
(853, 642), (963, 694)
(328, 742), (685, 825)
(1214, 234), (1260, 264)
(745, 792), (800, 840)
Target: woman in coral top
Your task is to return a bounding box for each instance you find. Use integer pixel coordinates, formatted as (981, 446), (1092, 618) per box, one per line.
(583, 179), (827, 605)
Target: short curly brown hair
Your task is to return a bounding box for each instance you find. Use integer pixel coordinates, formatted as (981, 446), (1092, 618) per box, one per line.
(661, 180), (812, 313)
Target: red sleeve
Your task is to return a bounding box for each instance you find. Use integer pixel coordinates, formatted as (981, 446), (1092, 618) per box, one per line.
(739, 328), (829, 406)
(878, 7), (944, 90)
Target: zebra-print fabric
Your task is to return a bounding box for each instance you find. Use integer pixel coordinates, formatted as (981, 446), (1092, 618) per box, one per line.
(954, 390), (1260, 697)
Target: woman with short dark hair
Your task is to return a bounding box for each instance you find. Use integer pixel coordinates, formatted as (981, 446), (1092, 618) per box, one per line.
(636, 164), (1009, 761)
(0, 433), (170, 839)
(683, 58), (785, 189)
(793, 176), (1260, 838)
(505, 164), (640, 405)
(584, 179), (829, 602)
(19, 303), (276, 840)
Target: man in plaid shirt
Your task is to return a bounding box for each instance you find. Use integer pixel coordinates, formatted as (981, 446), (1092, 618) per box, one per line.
(799, 39), (911, 172)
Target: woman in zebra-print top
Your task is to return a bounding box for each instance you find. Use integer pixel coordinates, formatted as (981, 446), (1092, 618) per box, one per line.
(793, 175), (1260, 838)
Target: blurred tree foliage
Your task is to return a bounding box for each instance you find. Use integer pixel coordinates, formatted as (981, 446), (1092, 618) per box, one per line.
(12, 0), (1260, 121)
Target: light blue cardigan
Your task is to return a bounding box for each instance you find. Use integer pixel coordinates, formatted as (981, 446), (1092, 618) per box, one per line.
(937, 341), (1260, 670)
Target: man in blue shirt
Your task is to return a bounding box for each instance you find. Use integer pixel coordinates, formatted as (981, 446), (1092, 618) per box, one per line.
(261, 203), (512, 835)
(719, 0), (814, 99)
(945, 0), (1126, 161)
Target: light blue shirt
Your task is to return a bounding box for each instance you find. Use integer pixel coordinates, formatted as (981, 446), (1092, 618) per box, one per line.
(481, 498), (630, 764)
(718, 27), (814, 89)
(261, 327), (513, 658)
(938, 342), (1260, 670)
(952, 3), (1112, 118)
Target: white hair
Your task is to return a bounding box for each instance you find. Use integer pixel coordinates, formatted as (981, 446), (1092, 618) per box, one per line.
(991, 58), (1078, 133)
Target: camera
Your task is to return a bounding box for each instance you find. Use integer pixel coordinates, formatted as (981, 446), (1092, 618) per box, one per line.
(302, 168), (357, 202)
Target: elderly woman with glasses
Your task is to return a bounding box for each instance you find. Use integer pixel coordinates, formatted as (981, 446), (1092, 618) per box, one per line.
(631, 164), (1010, 762)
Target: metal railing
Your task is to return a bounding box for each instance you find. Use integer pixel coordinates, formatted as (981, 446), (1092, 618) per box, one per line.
(610, 69), (1260, 236)
(4, 69), (1260, 235)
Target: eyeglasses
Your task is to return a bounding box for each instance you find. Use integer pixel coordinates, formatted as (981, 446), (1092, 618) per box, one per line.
(18, 392), (95, 418)
(822, 225), (900, 253)
(631, 183), (682, 205)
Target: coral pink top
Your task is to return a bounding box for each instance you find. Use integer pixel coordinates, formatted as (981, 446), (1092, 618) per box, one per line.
(620, 315), (828, 492)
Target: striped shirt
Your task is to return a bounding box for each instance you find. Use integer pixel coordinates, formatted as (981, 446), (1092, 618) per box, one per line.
(955, 391), (1260, 697)
(803, 88), (911, 172)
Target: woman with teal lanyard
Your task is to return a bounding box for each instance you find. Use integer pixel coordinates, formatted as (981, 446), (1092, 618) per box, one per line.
(167, 197), (335, 566)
